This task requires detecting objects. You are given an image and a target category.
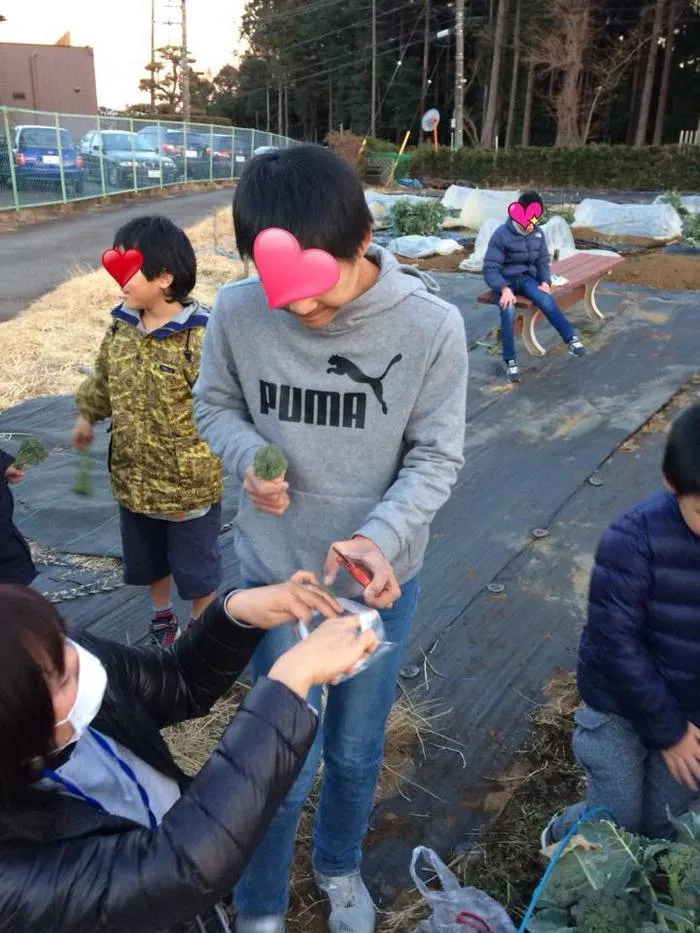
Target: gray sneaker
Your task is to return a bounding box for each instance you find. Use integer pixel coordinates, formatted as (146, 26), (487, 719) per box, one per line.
(568, 337), (586, 358)
(314, 870), (376, 933)
(236, 917), (285, 933)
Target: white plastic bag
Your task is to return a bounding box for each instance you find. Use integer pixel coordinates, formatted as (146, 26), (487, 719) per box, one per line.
(388, 236), (463, 259)
(572, 198), (682, 240)
(541, 215), (576, 259)
(442, 185), (475, 212)
(410, 847), (517, 933)
(457, 189), (520, 231)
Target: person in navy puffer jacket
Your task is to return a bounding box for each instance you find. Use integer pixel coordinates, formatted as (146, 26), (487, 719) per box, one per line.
(544, 403), (700, 845)
(483, 190), (586, 384)
(0, 447), (36, 586)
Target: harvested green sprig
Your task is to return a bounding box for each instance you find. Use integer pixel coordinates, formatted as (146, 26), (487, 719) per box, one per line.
(253, 443), (288, 481)
(13, 437), (48, 470)
(73, 448), (92, 496)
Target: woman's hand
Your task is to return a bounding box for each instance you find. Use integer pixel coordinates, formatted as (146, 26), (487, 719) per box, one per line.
(269, 615), (380, 698)
(225, 574), (343, 630)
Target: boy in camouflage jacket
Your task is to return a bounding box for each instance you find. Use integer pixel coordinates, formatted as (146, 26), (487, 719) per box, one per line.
(73, 216), (222, 646)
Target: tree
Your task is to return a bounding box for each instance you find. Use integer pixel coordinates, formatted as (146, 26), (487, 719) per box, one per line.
(504, 0), (522, 148)
(481, 0), (509, 146)
(652, 0), (679, 143)
(634, 0), (666, 145)
(139, 44), (196, 115)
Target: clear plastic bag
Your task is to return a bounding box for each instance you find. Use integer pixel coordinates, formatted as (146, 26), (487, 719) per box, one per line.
(295, 598), (396, 684)
(410, 847), (517, 933)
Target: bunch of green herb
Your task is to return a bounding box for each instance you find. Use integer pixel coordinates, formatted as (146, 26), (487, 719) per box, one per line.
(390, 198), (446, 237)
(13, 437), (48, 470)
(253, 444), (288, 481)
(73, 448), (92, 496)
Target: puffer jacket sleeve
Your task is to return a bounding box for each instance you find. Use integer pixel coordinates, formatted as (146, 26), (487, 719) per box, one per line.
(0, 677), (318, 933)
(0, 448), (13, 475)
(583, 512), (687, 749)
(75, 326), (113, 424)
(84, 595), (264, 730)
(534, 234), (551, 285)
(482, 228), (510, 292)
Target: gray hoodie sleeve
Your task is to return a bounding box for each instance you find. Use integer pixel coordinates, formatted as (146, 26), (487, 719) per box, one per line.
(193, 293), (266, 481)
(353, 307), (467, 564)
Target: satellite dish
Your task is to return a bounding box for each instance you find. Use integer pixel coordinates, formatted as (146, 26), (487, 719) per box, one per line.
(421, 108), (441, 133)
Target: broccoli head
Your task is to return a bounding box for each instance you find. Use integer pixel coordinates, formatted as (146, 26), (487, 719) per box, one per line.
(253, 444), (288, 481)
(13, 437), (48, 470)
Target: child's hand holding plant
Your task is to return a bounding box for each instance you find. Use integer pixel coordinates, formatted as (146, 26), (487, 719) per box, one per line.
(244, 443), (290, 515)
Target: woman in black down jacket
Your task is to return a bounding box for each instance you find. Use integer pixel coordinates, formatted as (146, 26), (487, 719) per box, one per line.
(0, 577), (379, 933)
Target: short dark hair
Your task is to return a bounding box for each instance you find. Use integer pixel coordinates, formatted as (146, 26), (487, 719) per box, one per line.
(518, 190), (544, 210)
(0, 586), (66, 809)
(233, 145), (373, 260)
(663, 403), (700, 496)
(113, 215), (196, 303)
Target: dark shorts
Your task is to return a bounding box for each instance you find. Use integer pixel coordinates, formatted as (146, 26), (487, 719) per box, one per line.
(119, 503), (222, 601)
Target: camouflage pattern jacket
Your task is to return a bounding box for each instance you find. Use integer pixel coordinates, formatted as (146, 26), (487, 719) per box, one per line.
(76, 301), (222, 515)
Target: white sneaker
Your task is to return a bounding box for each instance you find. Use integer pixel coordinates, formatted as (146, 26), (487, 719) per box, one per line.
(236, 917), (285, 933)
(314, 870), (376, 933)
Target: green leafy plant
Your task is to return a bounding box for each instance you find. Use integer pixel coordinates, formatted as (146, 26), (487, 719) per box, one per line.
(253, 443), (288, 481)
(659, 191), (700, 246)
(391, 198), (446, 237)
(13, 437), (48, 470)
(530, 817), (700, 932)
(73, 449), (92, 496)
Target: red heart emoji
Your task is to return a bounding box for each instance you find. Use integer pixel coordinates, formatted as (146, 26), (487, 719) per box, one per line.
(508, 201), (542, 229)
(253, 228), (341, 310)
(101, 248), (144, 288)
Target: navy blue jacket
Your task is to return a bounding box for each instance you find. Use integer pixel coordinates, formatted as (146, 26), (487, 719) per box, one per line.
(482, 220), (551, 292)
(577, 490), (700, 750)
(0, 448), (36, 586)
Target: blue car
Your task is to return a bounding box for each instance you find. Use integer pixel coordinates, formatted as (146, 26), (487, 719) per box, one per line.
(11, 124), (85, 194)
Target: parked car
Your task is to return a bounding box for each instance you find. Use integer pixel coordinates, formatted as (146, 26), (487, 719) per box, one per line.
(79, 131), (178, 188)
(210, 133), (249, 178)
(10, 125), (84, 194)
(135, 126), (211, 179)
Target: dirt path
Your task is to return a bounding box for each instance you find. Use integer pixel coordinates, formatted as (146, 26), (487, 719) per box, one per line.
(0, 188), (234, 322)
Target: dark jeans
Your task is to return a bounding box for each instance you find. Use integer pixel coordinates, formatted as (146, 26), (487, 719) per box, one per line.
(234, 577), (420, 919)
(494, 274), (575, 362)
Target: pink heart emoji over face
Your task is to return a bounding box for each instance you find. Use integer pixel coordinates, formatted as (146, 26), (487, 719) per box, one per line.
(253, 228), (341, 310)
(508, 201), (543, 230)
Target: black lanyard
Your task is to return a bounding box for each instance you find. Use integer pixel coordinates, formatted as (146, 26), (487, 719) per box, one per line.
(42, 727), (158, 829)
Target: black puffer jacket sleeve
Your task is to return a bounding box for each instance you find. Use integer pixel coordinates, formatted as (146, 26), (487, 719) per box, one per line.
(0, 677), (317, 932)
(83, 594), (263, 729)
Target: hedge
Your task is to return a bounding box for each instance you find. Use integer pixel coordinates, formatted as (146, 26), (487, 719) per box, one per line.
(410, 144), (700, 190)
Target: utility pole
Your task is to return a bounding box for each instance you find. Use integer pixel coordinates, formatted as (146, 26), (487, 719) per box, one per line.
(266, 85), (271, 132)
(420, 0), (430, 119)
(454, 0), (464, 149)
(150, 0), (156, 114)
(370, 0), (377, 137)
(180, 0), (190, 123)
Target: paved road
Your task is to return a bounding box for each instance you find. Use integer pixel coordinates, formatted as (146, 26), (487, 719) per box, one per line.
(0, 187), (234, 322)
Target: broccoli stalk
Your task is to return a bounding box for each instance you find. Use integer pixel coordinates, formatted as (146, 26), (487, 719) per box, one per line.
(73, 448), (92, 496)
(13, 437), (48, 470)
(253, 443), (288, 481)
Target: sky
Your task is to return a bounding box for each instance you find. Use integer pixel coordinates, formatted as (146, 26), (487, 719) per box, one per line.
(1, 0), (245, 109)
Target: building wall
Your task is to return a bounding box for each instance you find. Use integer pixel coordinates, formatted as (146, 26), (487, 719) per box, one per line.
(0, 43), (98, 114)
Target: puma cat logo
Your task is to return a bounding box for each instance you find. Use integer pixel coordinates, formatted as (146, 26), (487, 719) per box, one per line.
(326, 354), (403, 414)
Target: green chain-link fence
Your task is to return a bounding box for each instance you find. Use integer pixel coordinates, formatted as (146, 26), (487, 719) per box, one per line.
(0, 106), (296, 212)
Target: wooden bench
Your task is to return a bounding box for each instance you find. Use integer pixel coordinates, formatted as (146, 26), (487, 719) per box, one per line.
(477, 253), (625, 357)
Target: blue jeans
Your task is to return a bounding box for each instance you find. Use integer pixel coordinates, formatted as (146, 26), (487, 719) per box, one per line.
(234, 577), (420, 919)
(494, 274), (575, 362)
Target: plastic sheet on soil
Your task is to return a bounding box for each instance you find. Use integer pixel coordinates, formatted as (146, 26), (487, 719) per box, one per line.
(388, 235), (463, 259)
(572, 198), (683, 240)
(442, 187), (521, 230)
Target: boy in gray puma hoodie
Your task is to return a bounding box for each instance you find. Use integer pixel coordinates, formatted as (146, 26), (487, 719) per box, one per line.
(193, 145), (467, 933)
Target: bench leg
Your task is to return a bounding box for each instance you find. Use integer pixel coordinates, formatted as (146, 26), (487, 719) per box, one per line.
(520, 308), (546, 357)
(584, 276), (605, 322)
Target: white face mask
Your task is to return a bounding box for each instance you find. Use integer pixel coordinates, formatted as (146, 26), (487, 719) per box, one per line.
(55, 640), (108, 745)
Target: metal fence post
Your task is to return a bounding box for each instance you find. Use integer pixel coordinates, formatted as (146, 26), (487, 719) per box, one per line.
(2, 107), (20, 212)
(251, 128), (256, 157)
(183, 119), (188, 184)
(55, 111), (68, 203)
(96, 112), (106, 197)
(231, 126), (235, 180)
(209, 124), (214, 182)
(129, 118), (138, 192)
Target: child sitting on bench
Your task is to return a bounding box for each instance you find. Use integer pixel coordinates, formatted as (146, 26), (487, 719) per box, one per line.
(483, 190), (586, 384)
